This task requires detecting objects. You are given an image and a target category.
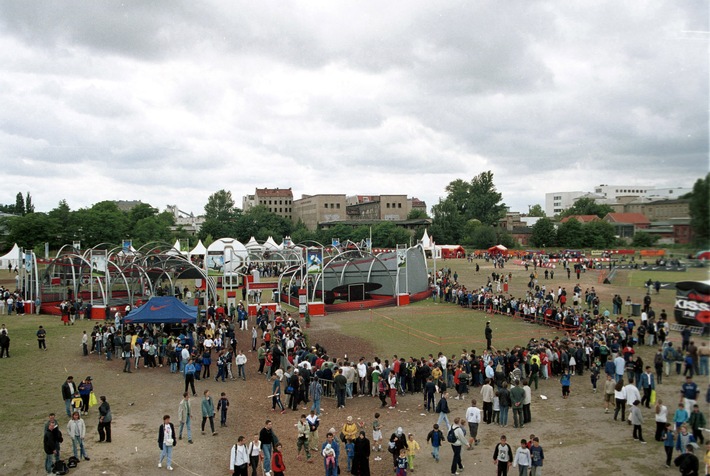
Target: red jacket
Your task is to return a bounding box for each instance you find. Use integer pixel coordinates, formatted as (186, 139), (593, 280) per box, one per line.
(271, 451), (285, 472)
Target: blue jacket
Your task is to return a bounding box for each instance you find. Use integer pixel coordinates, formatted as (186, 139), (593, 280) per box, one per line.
(639, 372), (655, 390)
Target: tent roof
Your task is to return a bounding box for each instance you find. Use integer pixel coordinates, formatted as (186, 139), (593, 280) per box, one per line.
(123, 296), (197, 324)
(264, 236), (279, 250)
(488, 244), (508, 253)
(190, 239), (207, 256)
(420, 229), (432, 248)
(246, 237), (262, 249)
(0, 243), (20, 263)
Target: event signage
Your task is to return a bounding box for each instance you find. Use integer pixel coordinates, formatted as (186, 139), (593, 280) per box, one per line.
(674, 281), (710, 328)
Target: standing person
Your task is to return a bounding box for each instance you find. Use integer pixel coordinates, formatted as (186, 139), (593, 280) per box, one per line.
(218, 392), (230, 428)
(493, 434), (514, 476)
(201, 389), (217, 436)
(272, 369), (286, 414)
(307, 410), (321, 453)
(334, 369), (347, 409)
(236, 350), (247, 381)
(309, 377), (323, 415)
(295, 414), (312, 463)
(655, 398), (669, 442)
(560, 368), (571, 399)
(529, 437), (544, 476)
(510, 381), (525, 429)
(512, 439), (531, 476)
(271, 443), (285, 476)
(481, 378), (495, 424)
(406, 433), (420, 472)
(662, 423), (676, 468)
(681, 376), (700, 411)
(62, 376), (77, 418)
(603, 374), (616, 414)
(157, 414), (176, 471)
(230, 435), (250, 476)
(388, 370), (398, 409)
(122, 342), (133, 373)
(351, 430), (371, 476)
(640, 366), (656, 408)
(674, 444), (699, 476)
(688, 404), (707, 445)
(259, 419), (278, 476)
(37, 325), (47, 350)
(67, 411), (90, 461)
(449, 417), (469, 475)
(465, 399), (481, 447)
(321, 432), (340, 476)
(371, 412), (383, 458)
(78, 377), (93, 415)
(395, 448), (408, 476)
(613, 380), (627, 422)
(485, 322), (493, 350)
(44, 414), (63, 475)
(178, 392), (193, 443)
(630, 400), (646, 443)
(97, 396), (112, 443)
(184, 358), (197, 396)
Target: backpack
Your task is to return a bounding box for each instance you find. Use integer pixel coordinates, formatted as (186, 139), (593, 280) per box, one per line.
(67, 456), (80, 468)
(447, 427), (457, 443)
(53, 460), (69, 475)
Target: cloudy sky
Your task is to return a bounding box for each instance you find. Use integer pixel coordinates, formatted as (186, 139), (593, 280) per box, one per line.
(0, 1), (707, 216)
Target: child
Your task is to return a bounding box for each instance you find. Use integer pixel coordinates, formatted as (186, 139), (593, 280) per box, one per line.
(271, 442), (285, 476)
(493, 434), (514, 476)
(513, 438), (531, 476)
(529, 437), (544, 476)
(493, 392), (501, 424)
(323, 443), (336, 474)
(662, 423), (675, 468)
(345, 439), (354, 472)
(395, 447), (408, 476)
(630, 399), (646, 443)
(372, 413), (383, 460)
(426, 423), (443, 463)
(560, 367), (571, 399)
(217, 392), (230, 427)
(674, 402), (689, 430)
(71, 392), (83, 414)
(407, 432), (420, 471)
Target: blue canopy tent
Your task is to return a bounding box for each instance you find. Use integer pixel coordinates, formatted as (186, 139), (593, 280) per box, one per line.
(123, 296), (197, 324)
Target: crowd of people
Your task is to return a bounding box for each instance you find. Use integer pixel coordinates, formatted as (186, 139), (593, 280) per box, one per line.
(31, 262), (710, 475)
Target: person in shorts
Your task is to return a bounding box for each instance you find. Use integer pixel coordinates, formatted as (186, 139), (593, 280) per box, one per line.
(372, 412), (383, 460)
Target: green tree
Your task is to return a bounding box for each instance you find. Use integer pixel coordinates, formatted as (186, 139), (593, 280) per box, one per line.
(73, 201), (129, 246)
(529, 218), (556, 248)
(291, 220), (317, 244)
(371, 221), (411, 248)
(631, 231), (658, 247)
(132, 215), (173, 245)
(687, 173), (709, 245)
(5, 212), (58, 249)
(48, 200), (73, 246)
(128, 203), (158, 229)
(556, 218), (585, 248)
(407, 209), (429, 219)
(527, 204), (546, 217)
(560, 197), (613, 219)
(24, 192), (34, 214)
(470, 225), (497, 249)
(14, 192), (25, 216)
(200, 190), (241, 240)
(582, 220), (617, 248)
(468, 171), (507, 226)
(430, 198), (466, 244)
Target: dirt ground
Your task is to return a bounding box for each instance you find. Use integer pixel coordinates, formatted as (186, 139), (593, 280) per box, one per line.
(5, 259), (708, 476)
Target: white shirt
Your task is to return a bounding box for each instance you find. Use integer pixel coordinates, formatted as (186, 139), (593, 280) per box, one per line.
(465, 406), (481, 424)
(357, 363), (367, 378)
(230, 444), (249, 469)
(655, 404), (668, 423)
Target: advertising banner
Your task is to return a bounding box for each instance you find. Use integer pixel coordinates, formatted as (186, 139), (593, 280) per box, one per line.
(674, 281), (710, 329)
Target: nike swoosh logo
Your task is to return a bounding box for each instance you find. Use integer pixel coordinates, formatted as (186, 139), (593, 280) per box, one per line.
(150, 305), (169, 311)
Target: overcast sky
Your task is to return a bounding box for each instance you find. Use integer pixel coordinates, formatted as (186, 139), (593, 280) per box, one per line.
(0, 1), (707, 217)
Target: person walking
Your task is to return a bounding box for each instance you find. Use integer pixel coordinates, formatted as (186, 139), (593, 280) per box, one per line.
(184, 358), (197, 396)
(201, 389), (217, 436)
(630, 400), (646, 443)
(485, 322), (493, 350)
(157, 414), (176, 471)
(259, 419), (279, 476)
(436, 392), (452, 431)
(230, 435), (250, 476)
(178, 392), (193, 443)
(449, 417), (469, 476)
(493, 434), (514, 476)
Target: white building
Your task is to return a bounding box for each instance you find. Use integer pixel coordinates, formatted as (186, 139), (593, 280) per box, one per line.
(545, 184), (691, 217)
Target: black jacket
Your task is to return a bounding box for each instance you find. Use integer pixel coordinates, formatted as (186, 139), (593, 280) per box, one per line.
(158, 423), (177, 450)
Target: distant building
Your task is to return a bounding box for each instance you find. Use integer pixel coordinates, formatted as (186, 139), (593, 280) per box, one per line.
(603, 212), (651, 239)
(545, 184), (691, 217)
(243, 188), (294, 220)
(165, 205), (205, 235)
(113, 200), (148, 212)
(292, 194), (348, 230)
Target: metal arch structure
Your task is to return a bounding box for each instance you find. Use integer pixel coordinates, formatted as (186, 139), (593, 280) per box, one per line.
(312, 249), (397, 302)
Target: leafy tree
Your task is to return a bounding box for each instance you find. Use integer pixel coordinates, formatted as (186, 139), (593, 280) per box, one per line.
(128, 203), (158, 229)
(560, 197), (613, 219)
(529, 218), (556, 248)
(5, 212), (58, 249)
(47, 200), (73, 246)
(291, 220), (317, 244)
(371, 221), (411, 248)
(24, 192), (34, 214)
(556, 218), (585, 248)
(687, 173), (709, 245)
(14, 192), (24, 216)
(200, 190), (241, 240)
(468, 171), (507, 226)
(582, 220), (617, 248)
(430, 198), (466, 244)
(73, 201), (129, 245)
(132, 215), (173, 245)
(527, 204), (546, 217)
(631, 231), (658, 247)
(470, 225), (497, 249)
(407, 209), (429, 219)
